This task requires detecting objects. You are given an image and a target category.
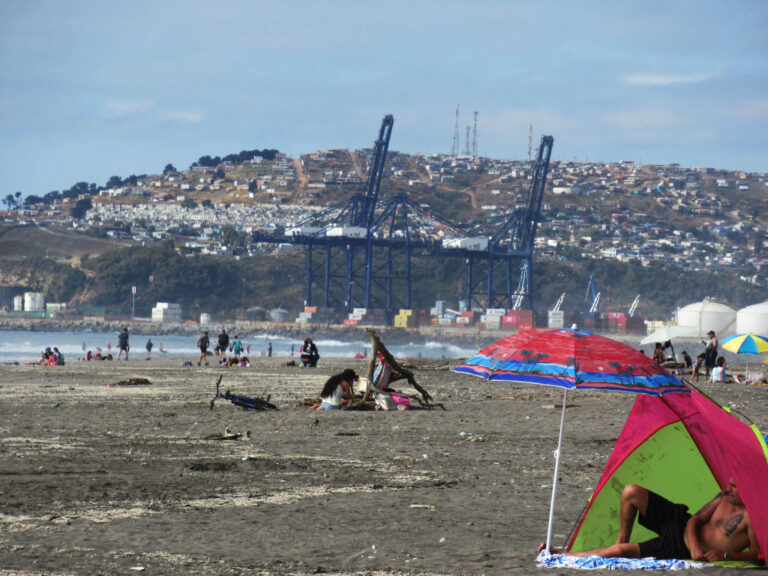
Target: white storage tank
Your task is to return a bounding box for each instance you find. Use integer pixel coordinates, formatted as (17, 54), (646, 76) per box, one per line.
(13, 295), (23, 311)
(23, 292), (45, 313)
(200, 313), (211, 325)
(676, 299), (736, 338)
(736, 301), (768, 334)
(269, 308), (289, 322)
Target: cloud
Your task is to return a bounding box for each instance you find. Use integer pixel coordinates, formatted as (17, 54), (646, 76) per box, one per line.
(101, 100), (154, 119)
(605, 108), (681, 129)
(624, 72), (714, 86)
(160, 109), (203, 124)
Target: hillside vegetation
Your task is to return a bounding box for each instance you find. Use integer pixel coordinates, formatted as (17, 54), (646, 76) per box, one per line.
(2, 236), (761, 321)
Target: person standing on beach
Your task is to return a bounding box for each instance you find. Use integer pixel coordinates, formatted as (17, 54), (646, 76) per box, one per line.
(146, 338), (153, 359)
(232, 335), (242, 360)
(116, 327), (130, 361)
(267, 341), (272, 357)
(197, 330), (210, 366)
(702, 331), (718, 377)
(218, 329), (230, 364)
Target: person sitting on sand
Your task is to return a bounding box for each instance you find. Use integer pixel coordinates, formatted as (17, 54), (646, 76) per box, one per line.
(710, 356), (729, 383)
(37, 347), (52, 366)
(652, 343), (665, 364)
(301, 338), (320, 367)
(314, 369), (358, 410)
(540, 480), (758, 562)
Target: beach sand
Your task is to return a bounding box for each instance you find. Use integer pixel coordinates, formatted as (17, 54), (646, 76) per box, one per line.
(1, 355), (766, 575)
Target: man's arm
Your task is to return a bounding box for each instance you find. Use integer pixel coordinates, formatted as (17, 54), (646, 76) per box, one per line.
(725, 518), (760, 563)
(685, 493), (724, 561)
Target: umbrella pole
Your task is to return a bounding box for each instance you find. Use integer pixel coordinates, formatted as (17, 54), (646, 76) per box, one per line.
(545, 387), (568, 555)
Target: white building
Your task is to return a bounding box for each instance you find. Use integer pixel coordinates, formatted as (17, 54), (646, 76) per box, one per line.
(152, 302), (182, 323)
(24, 292), (45, 312)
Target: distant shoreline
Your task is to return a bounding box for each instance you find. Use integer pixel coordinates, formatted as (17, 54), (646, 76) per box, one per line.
(0, 315), (509, 348)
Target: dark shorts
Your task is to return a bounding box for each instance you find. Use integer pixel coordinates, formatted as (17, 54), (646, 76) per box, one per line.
(705, 354), (716, 368)
(637, 491), (691, 559)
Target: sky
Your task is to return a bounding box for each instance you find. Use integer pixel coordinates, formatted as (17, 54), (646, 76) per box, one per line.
(2, 0), (767, 196)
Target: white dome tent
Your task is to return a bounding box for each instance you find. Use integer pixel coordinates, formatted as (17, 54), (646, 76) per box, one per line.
(736, 301), (768, 335)
(676, 298), (736, 338)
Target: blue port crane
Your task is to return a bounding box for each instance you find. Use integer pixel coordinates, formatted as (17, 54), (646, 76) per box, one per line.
(440, 135), (553, 311)
(253, 120), (553, 321)
(284, 115), (394, 313)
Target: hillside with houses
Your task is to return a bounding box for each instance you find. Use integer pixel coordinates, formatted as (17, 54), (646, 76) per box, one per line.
(1, 147), (767, 320)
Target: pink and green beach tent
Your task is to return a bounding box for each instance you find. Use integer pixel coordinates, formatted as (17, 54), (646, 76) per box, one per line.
(567, 387), (768, 563)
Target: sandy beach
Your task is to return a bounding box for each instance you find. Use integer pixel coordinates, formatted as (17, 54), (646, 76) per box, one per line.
(1, 355), (766, 575)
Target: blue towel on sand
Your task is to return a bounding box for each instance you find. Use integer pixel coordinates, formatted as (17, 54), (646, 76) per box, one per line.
(536, 551), (711, 570)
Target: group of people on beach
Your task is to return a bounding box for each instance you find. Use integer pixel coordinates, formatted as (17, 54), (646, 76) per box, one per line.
(36, 346), (64, 366)
(648, 329), (748, 385)
(196, 328), (251, 367)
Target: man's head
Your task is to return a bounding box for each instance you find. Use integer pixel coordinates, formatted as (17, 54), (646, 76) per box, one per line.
(727, 478), (744, 506)
(204, 330), (208, 335)
(708, 331), (715, 337)
(124, 327), (128, 332)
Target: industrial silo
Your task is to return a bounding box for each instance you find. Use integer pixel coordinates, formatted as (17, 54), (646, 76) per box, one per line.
(23, 292), (45, 313)
(736, 301), (768, 334)
(269, 308), (289, 322)
(676, 299), (736, 337)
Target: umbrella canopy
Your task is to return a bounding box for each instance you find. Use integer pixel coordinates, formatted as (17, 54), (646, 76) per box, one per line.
(456, 327), (688, 394)
(639, 324), (696, 346)
(454, 327), (689, 555)
(721, 333), (768, 355)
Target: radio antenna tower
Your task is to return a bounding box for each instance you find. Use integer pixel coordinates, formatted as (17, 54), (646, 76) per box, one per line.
(451, 104), (460, 156)
(472, 111), (478, 158)
(528, 124), (533, 161)
(465, 125), (471, 156)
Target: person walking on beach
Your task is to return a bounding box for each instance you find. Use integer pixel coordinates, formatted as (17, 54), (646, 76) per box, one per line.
(218, 329), (230, 364)
(146, 338), (153, 360)
(267, 341), (272, 357)
(197, 330), (210, 366)
(116, 327), (130, 361)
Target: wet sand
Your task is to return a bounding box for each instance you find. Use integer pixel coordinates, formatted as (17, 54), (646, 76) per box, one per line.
(1, 356), (766, 575)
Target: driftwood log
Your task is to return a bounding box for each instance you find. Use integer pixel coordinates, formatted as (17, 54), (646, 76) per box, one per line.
(364, 328), (436, 405)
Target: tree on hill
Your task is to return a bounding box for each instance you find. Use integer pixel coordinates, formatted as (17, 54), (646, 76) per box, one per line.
(181, 197), (197, 209)
(43, 191), (61, 205)
(163, 163), (177, 174)
(71, 198), (93, 220)
(24, 194), (43, 207)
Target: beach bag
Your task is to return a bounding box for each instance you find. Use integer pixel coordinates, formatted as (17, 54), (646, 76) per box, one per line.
(374, 393), (397, 411)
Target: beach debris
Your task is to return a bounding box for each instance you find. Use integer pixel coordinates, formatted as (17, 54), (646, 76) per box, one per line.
(113, 378), (152, 386)
(363, 328), (445, 410)
(204, 427), (251, 441)
(209, 375), (277, 411)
